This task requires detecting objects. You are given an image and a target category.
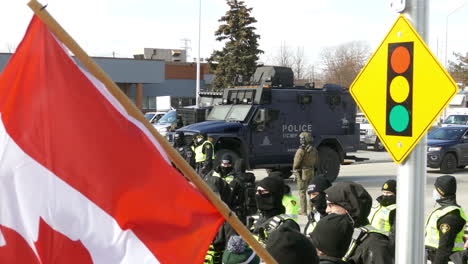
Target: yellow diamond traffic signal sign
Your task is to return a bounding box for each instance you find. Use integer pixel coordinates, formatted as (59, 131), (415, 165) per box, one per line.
(350, 15), (458, 164)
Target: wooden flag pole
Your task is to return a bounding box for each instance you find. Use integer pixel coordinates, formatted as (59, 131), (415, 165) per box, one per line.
(27, 1), (277, 263)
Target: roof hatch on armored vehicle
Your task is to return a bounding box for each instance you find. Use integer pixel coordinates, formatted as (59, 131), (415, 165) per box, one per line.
(249, 66), (294, 88)
(323, 83), (344, 92)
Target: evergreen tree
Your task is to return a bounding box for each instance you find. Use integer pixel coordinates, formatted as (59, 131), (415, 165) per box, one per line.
(208, 0), (263, 90)
(448, 52), (468, 87)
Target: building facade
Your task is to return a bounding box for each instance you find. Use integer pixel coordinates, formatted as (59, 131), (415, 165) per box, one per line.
(0, 53), (214, 112)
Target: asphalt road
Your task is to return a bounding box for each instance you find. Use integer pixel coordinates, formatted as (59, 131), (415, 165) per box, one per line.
(253, 149), (468, 229)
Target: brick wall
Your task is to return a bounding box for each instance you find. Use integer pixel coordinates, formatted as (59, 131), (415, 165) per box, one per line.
(165, 63), (210, 80)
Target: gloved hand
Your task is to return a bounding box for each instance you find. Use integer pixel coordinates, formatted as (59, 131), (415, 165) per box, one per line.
(292, 170), (300, 182)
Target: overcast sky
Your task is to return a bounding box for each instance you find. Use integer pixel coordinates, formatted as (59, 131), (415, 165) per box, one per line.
(1, 0), (467, 68)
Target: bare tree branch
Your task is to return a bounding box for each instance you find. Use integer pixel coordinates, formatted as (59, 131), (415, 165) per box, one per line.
(292, 46), (306, 80)
(274, 41), (292, 68)
(319, 41), (370, 88)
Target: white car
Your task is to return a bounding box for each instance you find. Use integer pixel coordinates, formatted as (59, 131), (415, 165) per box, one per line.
(153, 110), (177, 136)
(359, 119), (385, 151)
(441, 114), (468, 127)
(144, 111), (166, 124)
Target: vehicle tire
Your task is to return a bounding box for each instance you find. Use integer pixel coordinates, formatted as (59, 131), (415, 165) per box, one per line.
(214, 149), (240, 168)
(457, 165), (466, 169)
(440, 153), (457, 174)
(317, 146), (341, 182)
(374, 138), (385, 152)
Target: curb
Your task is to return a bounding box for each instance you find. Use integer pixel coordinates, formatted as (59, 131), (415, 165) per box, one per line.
(344, 159), (393, 165)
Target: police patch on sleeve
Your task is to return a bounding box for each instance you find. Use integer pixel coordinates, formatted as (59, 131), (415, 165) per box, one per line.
(440, 223), (451, 234)
(205, 144), (211, 149)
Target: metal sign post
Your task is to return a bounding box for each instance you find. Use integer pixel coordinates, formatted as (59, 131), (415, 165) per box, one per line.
(396, 1), (428, 263)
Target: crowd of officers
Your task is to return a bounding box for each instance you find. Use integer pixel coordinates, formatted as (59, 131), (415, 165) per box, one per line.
(172, 131), (468, 264)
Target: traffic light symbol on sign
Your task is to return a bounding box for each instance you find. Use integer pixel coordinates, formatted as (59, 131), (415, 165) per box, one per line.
(386, 42), (413, 137)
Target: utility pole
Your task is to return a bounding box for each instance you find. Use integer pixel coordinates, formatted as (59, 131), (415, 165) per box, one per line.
(196, 0), (201, 105)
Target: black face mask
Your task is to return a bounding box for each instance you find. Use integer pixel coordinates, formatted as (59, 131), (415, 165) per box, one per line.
(256, 193), (276, 211)
(310, 193), (327, 214)
(220, 166), (232, 176)
(378, 195), (396, 207)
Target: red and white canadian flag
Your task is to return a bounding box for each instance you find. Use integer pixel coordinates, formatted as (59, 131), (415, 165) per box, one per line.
(0, 16), (223, 263)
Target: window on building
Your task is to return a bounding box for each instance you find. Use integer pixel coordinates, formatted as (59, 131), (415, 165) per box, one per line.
(145, 96), (157, 110)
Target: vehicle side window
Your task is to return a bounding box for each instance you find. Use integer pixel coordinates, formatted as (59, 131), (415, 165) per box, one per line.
(326, 95), (341, 106)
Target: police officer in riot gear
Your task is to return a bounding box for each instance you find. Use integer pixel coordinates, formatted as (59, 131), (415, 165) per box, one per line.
(193, 133), (215, 177)
(204, 171), (235, 264)
(247, 176), (299, 245)
(229, 158), (257, 224)
(425, 175), (467, 264)
(304, 177), (331, 237)
(293, 132), (318, 215)
(325, 182), (393, 264)
(173, 131), (195, 169)
(368, 179), (397, 253)
(206, 154), (234, 183)
(269, 171), (299, 220)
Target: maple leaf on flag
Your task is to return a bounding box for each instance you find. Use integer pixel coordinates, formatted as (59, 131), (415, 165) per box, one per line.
(0, 225), (40, 264)
(0, 15), (223, 264)
(0, 219), (92, 264)
(34, 219), (93, 264)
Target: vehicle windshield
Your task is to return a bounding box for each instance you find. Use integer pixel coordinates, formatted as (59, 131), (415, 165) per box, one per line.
(144, 113), (155, 121)
(157, 110), (176, 124)
(443, 115), (468, 125)
(207, 105), (232, 120)
(429, 127), (466, 140)
(207, 105), (252, 122)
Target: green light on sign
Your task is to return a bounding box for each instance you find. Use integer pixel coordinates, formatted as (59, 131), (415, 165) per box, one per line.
(389, 105), (409, 132)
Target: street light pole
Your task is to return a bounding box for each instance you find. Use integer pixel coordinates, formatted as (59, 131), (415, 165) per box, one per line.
(196, 0), (201, 105)
(445, 2), (468, 67)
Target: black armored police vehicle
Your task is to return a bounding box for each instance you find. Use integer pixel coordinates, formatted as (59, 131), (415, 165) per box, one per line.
(170, 66), (360, 182)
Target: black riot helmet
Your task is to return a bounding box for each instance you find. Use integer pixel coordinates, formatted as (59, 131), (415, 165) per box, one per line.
(174, 131), (185, 147)
(221, 154), (233, 167)
(219, 154), (233, 176)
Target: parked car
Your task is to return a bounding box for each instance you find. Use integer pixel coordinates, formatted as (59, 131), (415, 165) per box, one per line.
(441, 114), (468, 127)
(153, 110), (182, 136)
(359, 117), (385, 151)
(144, 111), (166, 124)
(427, 126), (468, 173)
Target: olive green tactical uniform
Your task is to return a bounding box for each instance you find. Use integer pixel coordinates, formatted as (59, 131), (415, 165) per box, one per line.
(293, 132), (318, 214)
